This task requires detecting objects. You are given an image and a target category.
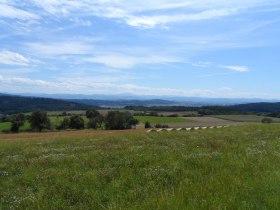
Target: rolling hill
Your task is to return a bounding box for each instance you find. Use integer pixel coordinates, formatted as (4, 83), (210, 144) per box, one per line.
(0, 95), (94, 114)
(230, 102), (280, 113)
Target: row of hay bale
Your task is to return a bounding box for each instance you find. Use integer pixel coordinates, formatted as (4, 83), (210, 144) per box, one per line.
(146, 125), (230, 133)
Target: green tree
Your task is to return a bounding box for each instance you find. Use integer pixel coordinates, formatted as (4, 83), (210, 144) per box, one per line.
(144, 121), (151, 128)
(10, 113), (25, 132)
(86, 110), (100, 119)
(87, 115), (104, 129)
(29, 111), (51, 132)
(105, 111), (137, 130)
(69, 115), (85, 129)
(56, 117), (70, 130)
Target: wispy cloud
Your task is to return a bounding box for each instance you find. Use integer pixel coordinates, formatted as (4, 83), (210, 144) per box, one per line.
(190, 61), (250, 72)
(219, 65), (249, 72)
(0, 74), (246, 97)
(126, 8), (238, 28)
(26, 42), (92, 56)
(0, 50), (30, 66)
(14, 0), (276, 28)
(1, 74), (278, 98)
(84, 55), (180, 69)
(0, 3), (39, 20)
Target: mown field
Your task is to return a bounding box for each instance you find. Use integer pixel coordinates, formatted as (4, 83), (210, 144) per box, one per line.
(1, 124), (280, 209)
(134, 116), (192, 124)
(213, 115), (280, 123)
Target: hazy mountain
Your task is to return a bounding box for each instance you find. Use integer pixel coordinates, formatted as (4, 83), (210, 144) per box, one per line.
(13, 93), (280, 106)
(230, 102), (280, 113)
(70, 99), (180, 108)
(0, 95), (94, 114)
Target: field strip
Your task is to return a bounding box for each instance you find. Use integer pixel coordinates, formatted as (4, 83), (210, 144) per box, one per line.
(0, 129), (146, 141)
(146, 125), (230, 133)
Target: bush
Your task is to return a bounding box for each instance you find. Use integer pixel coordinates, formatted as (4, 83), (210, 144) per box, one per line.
(29, 111), (51, 132)
(1, 129), (10, 133)
(262, 118), (273, 124)
(105, 111), (136, 130)
(155, 124), (169, 128)
(56, 117), (70, 130)
(86, 110), (104, 129)
(86, 110), (100, 119)
(145, 121), (152, 128)
(10, 113), (25, 132)
(69, 115), (85, 129)
(88, 115), (104, 129)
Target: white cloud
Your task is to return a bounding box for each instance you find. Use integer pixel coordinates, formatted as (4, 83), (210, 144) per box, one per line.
(0, 50), (30, 66)
(26, 0), (278, 28)
(26, 42), (92, 56)
(0, 3), (39, 20)
(0, 74), (220, 96)
(189, 61), (250, 73)
(84, 55), (179, 69)
(126, 8), (238, 28)
(70, 17), (92, 26)
(1, 74), (278, 98)
(219, 65), (249, 72)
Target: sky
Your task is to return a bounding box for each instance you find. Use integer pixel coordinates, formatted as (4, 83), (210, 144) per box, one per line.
(0, 0), (280, 99)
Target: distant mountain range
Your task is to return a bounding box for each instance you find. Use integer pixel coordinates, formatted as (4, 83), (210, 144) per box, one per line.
(230, 102), (280, 113)
(10, 93), (280, 106)
(1, 93), (280, 114)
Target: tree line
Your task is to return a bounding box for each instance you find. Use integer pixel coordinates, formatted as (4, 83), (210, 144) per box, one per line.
(7, 110), (139, 133)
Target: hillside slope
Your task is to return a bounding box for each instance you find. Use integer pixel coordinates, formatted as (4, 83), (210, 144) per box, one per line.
(0, 95), (93, 114)
(230, 102), (280, 112)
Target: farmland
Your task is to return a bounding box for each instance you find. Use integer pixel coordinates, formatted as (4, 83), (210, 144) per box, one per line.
(1, 124), (280, 209)
(213, 115), (280, 123)
(134, 116), (192, 124)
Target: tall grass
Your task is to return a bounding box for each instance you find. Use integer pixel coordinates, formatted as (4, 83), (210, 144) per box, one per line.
(1, 124), (280, 209)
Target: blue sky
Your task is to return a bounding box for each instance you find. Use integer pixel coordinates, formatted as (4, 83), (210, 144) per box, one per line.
(0, 0), (280, 98)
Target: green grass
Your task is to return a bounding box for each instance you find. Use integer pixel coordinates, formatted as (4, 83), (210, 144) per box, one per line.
(0, 122), (11, 131)
(213, 114), (280, 122)
(1, 124), (280, 209)
(0, 122), (30, 132)
(134, 116), (191, 124)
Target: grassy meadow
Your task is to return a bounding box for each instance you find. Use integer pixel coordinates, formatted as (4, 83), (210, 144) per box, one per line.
(1, 124), (280, 209)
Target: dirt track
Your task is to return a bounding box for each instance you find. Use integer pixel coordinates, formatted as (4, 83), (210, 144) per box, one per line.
(0, 129), (146, 141)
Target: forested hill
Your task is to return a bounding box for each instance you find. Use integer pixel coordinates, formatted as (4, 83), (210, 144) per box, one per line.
(70, 99), (178, 107)
(0, 95), (94, 114)
(230, 102), (280, 113)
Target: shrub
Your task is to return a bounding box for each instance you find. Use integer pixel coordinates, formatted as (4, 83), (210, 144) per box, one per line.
(262, 118), (273, 124)
(56, 117), (70, 130)
(29, 111), (51, 132)
(155, 124), (169, 128)
(69, 115), (85, 129)
(145, 121), (152, 128)
(10, 113), (25, 132)
(105, 111), (136, 130)
(86, 110), (100, 119)
(88, 115), (104, 129)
